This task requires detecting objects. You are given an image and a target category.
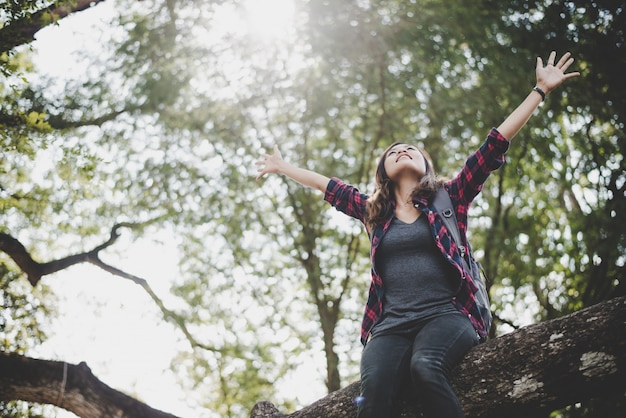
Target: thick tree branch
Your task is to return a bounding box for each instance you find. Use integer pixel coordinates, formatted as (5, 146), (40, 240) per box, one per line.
(0, 352), (180, 418)
(251, 296), (626, 418)
(0, 0), (108, 54)
(46, 108), (129, 130)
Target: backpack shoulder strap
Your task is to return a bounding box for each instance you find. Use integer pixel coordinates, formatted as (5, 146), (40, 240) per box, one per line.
(432, 187), (470, 270)
(432, 187), (493, 340)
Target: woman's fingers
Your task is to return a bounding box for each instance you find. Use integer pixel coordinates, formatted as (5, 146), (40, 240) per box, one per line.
(556, 51), (571, 68)
(547, 50), (557, 66)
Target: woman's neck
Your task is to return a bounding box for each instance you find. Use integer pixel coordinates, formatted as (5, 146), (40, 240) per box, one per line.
(393, 179), (422, 223)
(393, 178), (420, 207)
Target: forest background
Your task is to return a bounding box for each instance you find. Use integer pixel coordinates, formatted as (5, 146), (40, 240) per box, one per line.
(1, 0), (624, 417)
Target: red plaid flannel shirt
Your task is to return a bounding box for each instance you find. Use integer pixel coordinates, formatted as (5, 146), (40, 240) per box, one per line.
(324, 128), (510, 345)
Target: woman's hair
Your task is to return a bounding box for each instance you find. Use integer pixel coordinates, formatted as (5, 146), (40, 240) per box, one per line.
(365, 142), (445, 232)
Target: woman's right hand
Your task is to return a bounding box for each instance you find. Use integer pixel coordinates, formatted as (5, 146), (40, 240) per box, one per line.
(255, 145), (284, 180)
(254, 145), (330, 192)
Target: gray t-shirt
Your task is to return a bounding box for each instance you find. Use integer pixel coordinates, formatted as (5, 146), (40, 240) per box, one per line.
(372, 215), (459, 335)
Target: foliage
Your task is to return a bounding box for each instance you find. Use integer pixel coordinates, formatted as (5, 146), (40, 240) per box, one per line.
(0, 267), (53, 417)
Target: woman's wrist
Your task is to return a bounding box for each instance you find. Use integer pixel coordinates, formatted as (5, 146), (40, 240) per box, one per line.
(533, 86), (546, 101)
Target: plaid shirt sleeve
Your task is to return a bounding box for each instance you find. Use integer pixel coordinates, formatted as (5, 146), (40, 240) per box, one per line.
(323, 177), (369, 224)
(448, 128), (510, 208)
(446, 128), (510, 256)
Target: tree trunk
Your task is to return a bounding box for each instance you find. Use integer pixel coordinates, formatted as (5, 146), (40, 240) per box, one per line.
(0, 353), (179, 418)
(250, 296), (626, 418)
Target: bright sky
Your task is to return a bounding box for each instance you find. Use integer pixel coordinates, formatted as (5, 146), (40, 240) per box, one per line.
(28, 1), (326, 417)
(33, 239), (195, 417)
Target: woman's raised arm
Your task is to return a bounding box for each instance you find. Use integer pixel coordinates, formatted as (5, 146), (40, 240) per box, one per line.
(255, 145), (330, 193)
(497, 51), (580, 140)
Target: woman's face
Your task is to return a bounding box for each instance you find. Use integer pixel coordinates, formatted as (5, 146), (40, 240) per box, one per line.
(382, 143), (427, 181)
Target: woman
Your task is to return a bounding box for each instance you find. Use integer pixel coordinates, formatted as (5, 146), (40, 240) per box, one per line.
(255, 51), (579, 418)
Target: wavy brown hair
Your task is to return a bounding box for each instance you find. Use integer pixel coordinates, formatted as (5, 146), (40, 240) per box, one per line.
(365, 142), (445, 232)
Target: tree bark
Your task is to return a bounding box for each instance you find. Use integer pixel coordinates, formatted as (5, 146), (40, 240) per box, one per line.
(0, 352), (180, 418)
(250, 296), (626, 418)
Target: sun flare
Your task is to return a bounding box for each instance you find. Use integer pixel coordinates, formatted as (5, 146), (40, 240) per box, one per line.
(241, 0), (297, 41)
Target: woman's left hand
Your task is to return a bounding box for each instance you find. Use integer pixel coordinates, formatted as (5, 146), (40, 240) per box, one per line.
(536, 51), (580, 95)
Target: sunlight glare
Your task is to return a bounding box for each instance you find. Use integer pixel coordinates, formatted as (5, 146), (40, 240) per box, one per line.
(242, 0), (296, 41)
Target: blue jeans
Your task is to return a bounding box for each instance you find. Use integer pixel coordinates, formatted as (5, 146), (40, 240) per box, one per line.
(357, 312), (479, 418)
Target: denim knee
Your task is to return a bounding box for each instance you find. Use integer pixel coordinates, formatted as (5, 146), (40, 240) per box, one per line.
(410, 354), (445, 386)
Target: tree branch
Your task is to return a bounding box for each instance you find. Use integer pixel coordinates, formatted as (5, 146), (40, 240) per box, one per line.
(0, 223), (131, 286)
(0, 352), (180, 418)
(0, 0), (108, 54)
(0, 221), (222, 353)
(251, 296), (626, 418)
(46, 108), (129, 130)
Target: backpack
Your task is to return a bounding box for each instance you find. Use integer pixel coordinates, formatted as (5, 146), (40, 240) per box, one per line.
(432, 187), (493, 339)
